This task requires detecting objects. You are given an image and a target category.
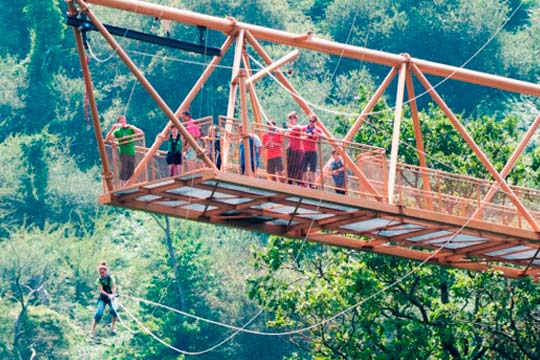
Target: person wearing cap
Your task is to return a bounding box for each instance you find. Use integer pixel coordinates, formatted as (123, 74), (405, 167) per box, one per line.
(262, 121), (284, 182)
(285, 111), (304, 185)
(301, 114), (323, 188)
(105, 115), (144, 186)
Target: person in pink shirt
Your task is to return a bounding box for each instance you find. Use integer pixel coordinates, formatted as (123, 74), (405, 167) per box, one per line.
(182, 110), (201, 140)
(301, 114), (322, 188)
(262, 121), (284, 182)
(181, 110), (201, 171)
(285, 111), (304, 185)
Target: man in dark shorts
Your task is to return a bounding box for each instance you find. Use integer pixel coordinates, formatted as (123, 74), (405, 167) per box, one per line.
(285, 111), (304, 185)
(262, 121), (284, 182)
(301, 114), (322, 188)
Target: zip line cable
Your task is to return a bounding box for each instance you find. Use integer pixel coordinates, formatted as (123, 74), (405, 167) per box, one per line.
(117, 301), (265, 356)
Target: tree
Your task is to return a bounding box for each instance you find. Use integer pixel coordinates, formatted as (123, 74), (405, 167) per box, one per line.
(250, 236), (540, 359)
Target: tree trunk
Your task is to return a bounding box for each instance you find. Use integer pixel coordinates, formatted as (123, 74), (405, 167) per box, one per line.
(13, 303), (26, 360)
(164, 217), (186, 310)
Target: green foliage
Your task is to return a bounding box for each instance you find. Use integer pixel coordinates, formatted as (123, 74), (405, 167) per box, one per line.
(0, 131), (102, 234)
(501, 8), (540, 81)
(0, 55), (27, 135)
(18, 306), (75, 360)
(250, 238), (540, 358)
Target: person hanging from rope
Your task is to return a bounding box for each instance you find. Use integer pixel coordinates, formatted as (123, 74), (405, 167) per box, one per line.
(166, 126), (183, 176)
(90, 262), (118, 337)
(105, 115), (144, 186)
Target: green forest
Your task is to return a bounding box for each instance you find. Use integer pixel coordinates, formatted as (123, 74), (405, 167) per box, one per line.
(1, 0), (540, 358)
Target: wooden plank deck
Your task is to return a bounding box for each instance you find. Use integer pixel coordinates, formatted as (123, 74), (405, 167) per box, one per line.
(99, 169), (540, 280)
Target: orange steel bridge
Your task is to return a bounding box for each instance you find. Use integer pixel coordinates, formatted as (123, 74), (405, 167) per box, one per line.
(66, 0), (540, 280)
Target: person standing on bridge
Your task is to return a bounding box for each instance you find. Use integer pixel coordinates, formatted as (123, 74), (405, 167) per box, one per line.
(203, 125), (221, 170)
(239, 124), (261, 175)
(105, 115), (144, 186)
(182, 110), (201, 171)
(263, 121), (284, 182)
(166, 126), (183, 176)
(285, 111), (304, 185)
(328, 150), (346, 194)
(301, 114), (322, 188)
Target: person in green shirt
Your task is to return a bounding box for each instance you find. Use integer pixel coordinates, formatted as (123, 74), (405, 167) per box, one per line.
(105, 115), (143, 186)
(90, 262), (118, 336)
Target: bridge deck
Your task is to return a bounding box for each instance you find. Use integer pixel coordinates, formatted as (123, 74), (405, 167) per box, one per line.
(99, 168), (540, 280)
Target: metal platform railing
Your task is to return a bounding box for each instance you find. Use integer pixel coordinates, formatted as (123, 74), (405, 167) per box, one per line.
(102, 115), (540, 231)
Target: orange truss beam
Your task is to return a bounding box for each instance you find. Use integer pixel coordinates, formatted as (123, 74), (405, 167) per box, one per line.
(83, 0), (540, 96)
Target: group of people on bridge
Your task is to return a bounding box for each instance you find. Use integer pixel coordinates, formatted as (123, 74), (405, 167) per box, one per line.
(239, 111), (347, 194)
(105, 110), (346, 194)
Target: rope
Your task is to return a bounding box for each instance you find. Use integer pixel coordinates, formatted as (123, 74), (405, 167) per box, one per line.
(326, 5), (363, 85)
(117, 300), (264, 356)
(110, 295), (140, 334)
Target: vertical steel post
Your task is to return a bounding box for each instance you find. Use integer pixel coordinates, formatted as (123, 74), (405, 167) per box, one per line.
(387, 61), (407, 204)
(72, 27), (114, 191)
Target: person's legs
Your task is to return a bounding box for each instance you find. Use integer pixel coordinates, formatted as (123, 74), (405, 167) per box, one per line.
(126, 155), (135, 180)
(304, 151), (317, 187)
(274, 157), (284, 182)
(310, 152), (318, 188)
(267, 158), (277, 181)
(286, 149), (294, 183)
(109, 300), (118, 333)
(91, 299), (106, 335)
(293, 150), (304, 185)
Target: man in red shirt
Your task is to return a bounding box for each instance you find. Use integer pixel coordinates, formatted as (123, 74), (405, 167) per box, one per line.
(262, 121), (284, 182)
(301, 114), (322, 188)
(285, 111), (304, 185)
